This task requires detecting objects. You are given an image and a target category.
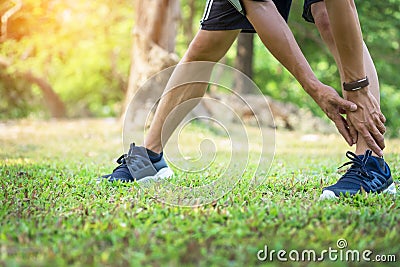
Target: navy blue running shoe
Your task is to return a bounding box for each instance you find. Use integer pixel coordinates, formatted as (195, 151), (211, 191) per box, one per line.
(99, 143), (173, 183)
(320, 150), (397, 199)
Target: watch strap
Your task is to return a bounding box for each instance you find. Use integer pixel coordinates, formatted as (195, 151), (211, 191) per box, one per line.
(343, 76), (369, 91)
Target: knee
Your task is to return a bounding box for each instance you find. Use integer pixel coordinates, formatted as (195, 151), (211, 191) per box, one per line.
(183, 40), (219, 62)
(311, 2), (332, 37)
(311, 4), (331, 35)
(184, 40), (209, 61)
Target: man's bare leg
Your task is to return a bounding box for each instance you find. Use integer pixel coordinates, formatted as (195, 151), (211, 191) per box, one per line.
(323, 0), (385, 156)
(309, 1), (395, 199)
(311, 2), (381, 155)
(324, 0), (363, 81)
(144, 30), (240, 153)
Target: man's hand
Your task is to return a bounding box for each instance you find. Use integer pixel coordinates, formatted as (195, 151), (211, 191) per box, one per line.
(307, 83), (358, 146)
(345, 88), (386, 156)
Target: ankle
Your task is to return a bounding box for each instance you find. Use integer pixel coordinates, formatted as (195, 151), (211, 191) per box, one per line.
(143, 143), (162, 154)
(146, 148), (163, 163)
(355, 148), (382, 158)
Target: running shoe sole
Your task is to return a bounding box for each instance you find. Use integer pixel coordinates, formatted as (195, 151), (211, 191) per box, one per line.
(319, 183), (397, 200)
(136, 167), (174, 183)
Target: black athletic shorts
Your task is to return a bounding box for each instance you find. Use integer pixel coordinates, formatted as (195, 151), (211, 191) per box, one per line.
(302, 0), (323, 23)
(200, 0), (293, 33)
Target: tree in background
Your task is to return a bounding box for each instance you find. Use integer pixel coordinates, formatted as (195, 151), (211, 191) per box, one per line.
(0, 0), (66, 117)
(124, 0), (180, 119)
(0, 1), (399, 135)
(0, 56), (66, 118)
(0, 0), (133, 118)
(234, 33), (254, 94)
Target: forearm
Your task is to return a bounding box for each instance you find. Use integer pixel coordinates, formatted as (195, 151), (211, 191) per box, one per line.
(243, 0), (320, 93)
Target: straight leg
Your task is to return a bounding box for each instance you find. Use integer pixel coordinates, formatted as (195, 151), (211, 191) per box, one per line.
(144, 30), (240, 153)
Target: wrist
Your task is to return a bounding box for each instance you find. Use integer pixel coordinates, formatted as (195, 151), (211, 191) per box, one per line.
(344, 86), (369, 99)
(302, 77), (322, 96)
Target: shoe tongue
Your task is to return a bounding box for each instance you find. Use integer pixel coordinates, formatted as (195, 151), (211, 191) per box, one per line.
(357, 154), (385, 170)
(129, 143), (145, 156)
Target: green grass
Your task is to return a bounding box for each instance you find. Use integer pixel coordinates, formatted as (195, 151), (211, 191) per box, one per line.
(1, 119), (399, 267)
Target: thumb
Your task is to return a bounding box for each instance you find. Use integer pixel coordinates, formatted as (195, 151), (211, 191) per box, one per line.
(337, 98), (357, 112)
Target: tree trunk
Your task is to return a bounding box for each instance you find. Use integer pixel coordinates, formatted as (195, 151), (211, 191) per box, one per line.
(182, 0), (196, 46)
(124, 0), (181, 127)
(0, 56), (66, 118)
(234, 33), (254, 94)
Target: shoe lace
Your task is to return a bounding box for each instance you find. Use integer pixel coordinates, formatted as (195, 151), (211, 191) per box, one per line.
(112, 154), (127, 172)
(338, 150), (373, 179)
(113, 152), (143, 170)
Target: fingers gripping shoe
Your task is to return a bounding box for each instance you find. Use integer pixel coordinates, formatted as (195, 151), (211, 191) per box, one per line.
(100, 143), (173, 183)
(320, 150), (396, 200)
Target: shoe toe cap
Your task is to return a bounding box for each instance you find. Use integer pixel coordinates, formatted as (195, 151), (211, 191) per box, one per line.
(319, 190), (338, 200)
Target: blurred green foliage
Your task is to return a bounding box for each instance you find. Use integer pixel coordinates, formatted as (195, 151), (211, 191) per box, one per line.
(254, 1), (400, 137)
(0, 0), (399, 135)
(0, 0), (133, 117)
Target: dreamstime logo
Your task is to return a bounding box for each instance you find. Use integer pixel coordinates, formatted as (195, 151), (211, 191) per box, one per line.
(336, 238), (347, 249)
(257, 238), (397, 262)
(123, 62), (276, 207)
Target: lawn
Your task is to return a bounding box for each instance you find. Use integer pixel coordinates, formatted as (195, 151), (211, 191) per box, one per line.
(0, 119), (399, 267)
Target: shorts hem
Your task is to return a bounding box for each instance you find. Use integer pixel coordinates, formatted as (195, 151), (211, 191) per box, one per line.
(302, 0), (324, 23)
(201, 25), (256, 33)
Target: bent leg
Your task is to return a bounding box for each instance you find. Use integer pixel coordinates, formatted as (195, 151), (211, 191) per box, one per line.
(311, 2), (381, 155)
(324, 0), (364, 82)
(144, 30), (240, 153)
